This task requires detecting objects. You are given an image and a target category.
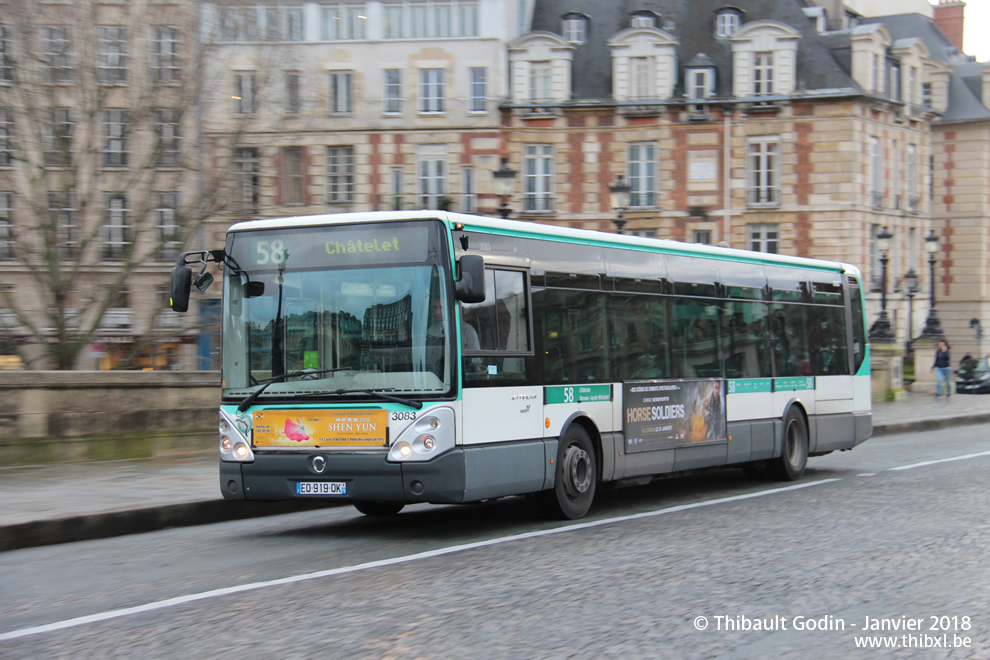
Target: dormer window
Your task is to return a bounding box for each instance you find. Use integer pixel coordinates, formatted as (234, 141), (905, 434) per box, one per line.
(562, 13), (587, 44)
(715, 8), (742, 37)
(631, 11), (658, 29)
(686, 53), (717, 100)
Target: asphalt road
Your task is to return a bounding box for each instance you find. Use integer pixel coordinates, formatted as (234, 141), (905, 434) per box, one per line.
(1, 425), (988, 659)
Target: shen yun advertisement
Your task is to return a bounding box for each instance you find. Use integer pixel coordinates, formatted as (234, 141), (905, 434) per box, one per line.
(624, 380), (726, 452)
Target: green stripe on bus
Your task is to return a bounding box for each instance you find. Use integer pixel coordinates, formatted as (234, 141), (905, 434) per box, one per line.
(727, 378), (772, 394)
(545, 384), (613, 404)
(774, 376), (816, 391)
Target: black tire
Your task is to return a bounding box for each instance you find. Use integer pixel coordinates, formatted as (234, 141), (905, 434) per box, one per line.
(538, 424), (597, 520)
(770, 407), (809, 481)
(354, 501), (405, 516)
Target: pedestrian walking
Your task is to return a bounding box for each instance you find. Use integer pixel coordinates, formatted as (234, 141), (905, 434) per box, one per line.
(932, 339), (953, 397)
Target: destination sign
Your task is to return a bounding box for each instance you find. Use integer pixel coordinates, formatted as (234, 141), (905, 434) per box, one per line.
(232, 223), (433, 270)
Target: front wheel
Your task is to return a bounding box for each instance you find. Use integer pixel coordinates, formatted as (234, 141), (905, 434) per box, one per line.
(538, 425), (597, 520)
(770, 408), (809, 481)
(354, 501), (405, 517)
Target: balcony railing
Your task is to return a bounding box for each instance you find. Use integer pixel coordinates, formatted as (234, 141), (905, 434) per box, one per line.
(522, 193), (555, 213)
(746, 187), (780, 207)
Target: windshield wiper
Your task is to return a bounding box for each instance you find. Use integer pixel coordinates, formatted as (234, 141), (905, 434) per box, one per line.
(237, 368), (353, 412)
(296, 387), (424, 410)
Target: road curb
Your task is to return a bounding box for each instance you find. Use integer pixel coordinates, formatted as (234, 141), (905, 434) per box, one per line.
(871, 414), (990, 437)
(0, 500), (335, 553)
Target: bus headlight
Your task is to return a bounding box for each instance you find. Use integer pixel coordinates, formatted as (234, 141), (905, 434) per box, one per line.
(387, 407), (455, 462)
(219, 409), (255, 463)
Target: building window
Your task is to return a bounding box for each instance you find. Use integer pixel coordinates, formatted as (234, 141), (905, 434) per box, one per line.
(631, 12), (656, 28)
(321, 4), (366, 40)
(103, 194), (130, 261)
(97, 26), (128, 84)
(687, 69), (711, 100)
(871, 53), (881, 94)
(282, 146), (305, 205)
(907, 144), (918, 212)
(329, 71), (353, 113)
(627, 143), (656, 207)
(326, 146), (354, 203)
(868, 135), (882, 208)
(234, 148), (260, 214)
(523, 144), (553, 212)
(469, 67), (487, 112)
(155, 109), (181, 168)
(42, 26), (73, 83)
(387, 167), (404, 210)
(418, 156), (446, 208)
(384, 1), (477, 39)
(753, 52), (773, 96)
(0, 25), (13, 83)
(0, 192), (11, 261)
(285, 71), (301, 114)
(888, 61), (901, 101)
(921, 82), (933, 108)
(384, 69), (402, 113)
(562, 15), (586, 44)
(43, 108), (73, 168)
(103, 110), (129, 168)
(49, 192), (77, 258)
(233, 72), (257, 114)
(747, 137), (779, 206)
(419, 68), (445, 113)
(693, 230), (711, 245)
(530, 61), (552, 103)
(283, 5), (305, 41)
(715, 11), (740, 37)
(891, 142), (901, 209)
(750, 224), (778, 254)
(0, 110), (12, 167)
(631, 57), (653, 99)
(156, 192), (181, 262)
(461, 166), (476, 213)
(151, 26), (181, 83)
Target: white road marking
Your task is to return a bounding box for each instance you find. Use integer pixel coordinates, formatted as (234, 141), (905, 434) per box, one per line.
(0, 479), (839, 642)
(888, 450), (990, 471)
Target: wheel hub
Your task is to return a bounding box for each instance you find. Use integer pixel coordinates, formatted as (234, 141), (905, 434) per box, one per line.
(561, 444), (592, 499)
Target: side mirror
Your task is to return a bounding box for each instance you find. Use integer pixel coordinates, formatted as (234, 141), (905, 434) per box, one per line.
(455, 255), (486, 303)
(170, 264), (192, 312)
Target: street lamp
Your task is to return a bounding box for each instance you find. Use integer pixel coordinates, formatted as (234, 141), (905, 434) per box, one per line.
(868, 226), (895, 342)
(492, 157), (518, 220)
(903, 268), (919, 356)
(919, 229), (943, 339)
(609, 174), (631, 234)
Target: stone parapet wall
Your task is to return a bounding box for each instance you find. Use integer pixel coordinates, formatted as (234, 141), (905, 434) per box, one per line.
(0, 372), (221, 465)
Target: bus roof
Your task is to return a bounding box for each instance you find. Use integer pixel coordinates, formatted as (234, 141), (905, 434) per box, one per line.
(227, 211), (861, 278)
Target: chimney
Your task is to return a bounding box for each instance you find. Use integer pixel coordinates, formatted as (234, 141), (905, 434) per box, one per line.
(933, 0), (966, 54)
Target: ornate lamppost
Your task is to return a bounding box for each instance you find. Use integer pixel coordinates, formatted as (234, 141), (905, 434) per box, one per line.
(492, 158), (518, 220)
(609, 175), (631, 234)
(903, 268), (919, 356)
(868, 226), (895, 342)
(918, 229), (943, 339)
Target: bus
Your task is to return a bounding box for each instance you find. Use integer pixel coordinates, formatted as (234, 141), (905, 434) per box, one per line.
(170, 211), (872, 520)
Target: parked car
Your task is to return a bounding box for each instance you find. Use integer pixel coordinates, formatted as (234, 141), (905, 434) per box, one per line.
(956, 357), (990, 394)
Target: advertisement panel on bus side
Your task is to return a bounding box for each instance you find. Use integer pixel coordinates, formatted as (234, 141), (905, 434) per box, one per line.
(624, 380), (726, 452)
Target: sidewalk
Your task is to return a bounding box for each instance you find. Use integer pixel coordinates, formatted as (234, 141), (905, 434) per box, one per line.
(2, 391), (989, 552)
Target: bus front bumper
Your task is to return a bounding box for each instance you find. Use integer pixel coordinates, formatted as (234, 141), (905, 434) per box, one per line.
(220, 449), (467, 504)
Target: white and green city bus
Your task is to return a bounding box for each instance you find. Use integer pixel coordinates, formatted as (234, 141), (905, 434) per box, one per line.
(170, 211), (872, 519)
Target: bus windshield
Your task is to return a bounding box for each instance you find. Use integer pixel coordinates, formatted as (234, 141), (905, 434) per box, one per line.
(220, 221), (452, 401)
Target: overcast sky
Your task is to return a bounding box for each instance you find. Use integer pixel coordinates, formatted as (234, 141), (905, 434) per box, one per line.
(964, 0), (990, 62)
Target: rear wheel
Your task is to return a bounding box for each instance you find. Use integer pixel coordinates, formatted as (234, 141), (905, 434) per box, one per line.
(770, 408), (808, 480)
(538, 425), (597, 520)
(354, 501), (405, 516)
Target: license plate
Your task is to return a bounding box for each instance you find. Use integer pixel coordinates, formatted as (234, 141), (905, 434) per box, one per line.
(296, 481), (347, 496)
